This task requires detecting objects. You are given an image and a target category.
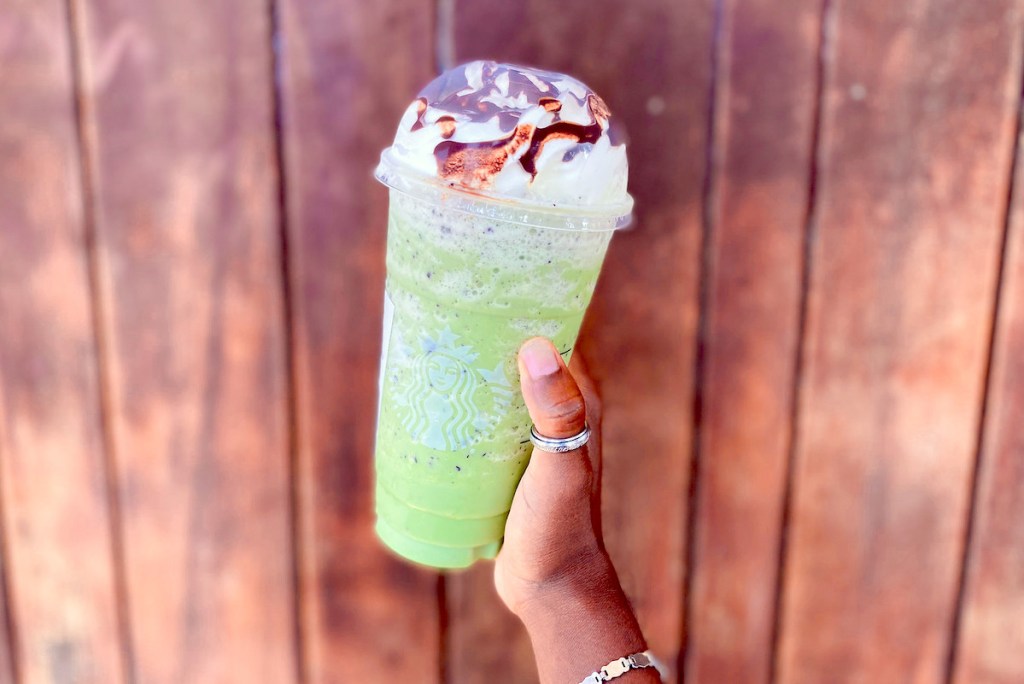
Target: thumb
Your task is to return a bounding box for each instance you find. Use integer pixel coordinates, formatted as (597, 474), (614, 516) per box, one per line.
(518, 337), (588, 439)
(517, 338), (592, 505)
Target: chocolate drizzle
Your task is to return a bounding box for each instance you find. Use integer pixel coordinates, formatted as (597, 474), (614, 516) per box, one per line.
(518, 121), (602, 177)
(404, 62), (624, 189)
(434, 126), (535, 187)
(433, 118), (603, 184)
(409, 97), (428, 132)
(436, 115), (456, 139)
(538, 97), (562, 112)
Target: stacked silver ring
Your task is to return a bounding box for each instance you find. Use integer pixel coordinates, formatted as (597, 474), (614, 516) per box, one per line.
(529, 424), (591, 453)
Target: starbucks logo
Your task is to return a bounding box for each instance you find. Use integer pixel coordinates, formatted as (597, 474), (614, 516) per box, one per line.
(392, 328), (513, 451)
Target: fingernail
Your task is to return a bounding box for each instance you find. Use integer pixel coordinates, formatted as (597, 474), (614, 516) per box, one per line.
(520, 338), (561, 379)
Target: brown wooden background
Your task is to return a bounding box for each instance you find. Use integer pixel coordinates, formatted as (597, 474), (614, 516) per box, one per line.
(2, 0), (1023, 682)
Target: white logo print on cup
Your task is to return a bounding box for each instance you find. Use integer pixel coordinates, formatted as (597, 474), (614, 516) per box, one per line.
(392, 328), (513, 451)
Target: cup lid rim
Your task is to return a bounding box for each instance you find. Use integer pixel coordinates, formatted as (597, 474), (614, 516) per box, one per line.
(374, 148), (634, 231)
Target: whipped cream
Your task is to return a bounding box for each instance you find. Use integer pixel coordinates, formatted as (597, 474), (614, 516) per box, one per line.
(380, 61), (630, 211)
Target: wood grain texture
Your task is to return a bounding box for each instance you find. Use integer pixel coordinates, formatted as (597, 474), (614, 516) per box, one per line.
(73, 0), (296, 681)
(684, 0), (819, 681)
(953, 84), (1024, 684)
(275, 1), (441, 682)
(0, 1), (125, 682)
(0, 558), (10, 684)
(0, 544), (11, 684)
(446, 565), (536, 684)
(451, 1), (714, 681)
(0, 0), (126, 679)
(777, 1), (1023, 682)
(5, 3), (1024, 683)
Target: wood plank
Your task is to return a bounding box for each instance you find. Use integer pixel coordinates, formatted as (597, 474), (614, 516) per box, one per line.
(451, 1), (714, 681)
(952, 94), (1024, 684)
(73, 0), (297, 681)
(0, 547), (11, 684)
(0, 1), (125, 682)
(777, 1), (1022, 682)
(446, 565), (537, 684)
(0, 560), (10, 684)
(275, 1), (441, 682)
(684, 0), (820, 681)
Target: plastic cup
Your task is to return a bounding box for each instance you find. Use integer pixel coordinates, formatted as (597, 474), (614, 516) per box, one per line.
(372, 152), (630, 568)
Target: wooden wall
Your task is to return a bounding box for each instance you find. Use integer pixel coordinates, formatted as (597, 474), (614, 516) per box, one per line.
(0, 0), (1022, 682)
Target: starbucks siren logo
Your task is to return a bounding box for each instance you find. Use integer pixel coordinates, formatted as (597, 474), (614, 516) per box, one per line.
(393, 327), (512, 450)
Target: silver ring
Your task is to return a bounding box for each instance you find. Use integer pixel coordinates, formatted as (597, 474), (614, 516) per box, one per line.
(529, 424), (591, 453)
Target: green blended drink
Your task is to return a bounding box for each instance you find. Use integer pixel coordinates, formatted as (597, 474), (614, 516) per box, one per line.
(374, 61), (632, 568)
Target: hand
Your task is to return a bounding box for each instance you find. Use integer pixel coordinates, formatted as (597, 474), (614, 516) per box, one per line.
(494, 338), (657, 684)
(495, 336), (610, 616)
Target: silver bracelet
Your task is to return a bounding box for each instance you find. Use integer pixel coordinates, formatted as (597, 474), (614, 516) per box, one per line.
(579, 650), (660, 683)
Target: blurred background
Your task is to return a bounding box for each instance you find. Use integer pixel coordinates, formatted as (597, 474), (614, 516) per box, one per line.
(2, 0), (1023, 683)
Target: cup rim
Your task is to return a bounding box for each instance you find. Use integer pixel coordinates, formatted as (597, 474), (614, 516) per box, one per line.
(374, 149), (634, 232)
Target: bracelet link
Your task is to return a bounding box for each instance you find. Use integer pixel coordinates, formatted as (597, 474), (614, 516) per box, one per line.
(629, 652), (654, 669)
(600, 657), (632, 678)
(579, 650), (660, 683)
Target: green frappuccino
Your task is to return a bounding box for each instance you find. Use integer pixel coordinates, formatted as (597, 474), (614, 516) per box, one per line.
(374, 61), (631, 568)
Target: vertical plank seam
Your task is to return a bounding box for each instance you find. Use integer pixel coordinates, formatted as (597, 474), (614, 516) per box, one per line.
(435, 3), (452, 682)
(942, 23), (1024, 684)
(0, 374), (21, 683)
(63, 0), (137, 681)
(437, 573), (449, 684)
(265, 1), (307, 682)
(766, 0), (834, 681)
(680, 0), (726, 678)
(435, 0), (455, 72)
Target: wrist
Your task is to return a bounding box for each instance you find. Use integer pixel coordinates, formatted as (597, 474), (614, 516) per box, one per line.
(514, 552), (652, 683)
(513, 549), (625, 626)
